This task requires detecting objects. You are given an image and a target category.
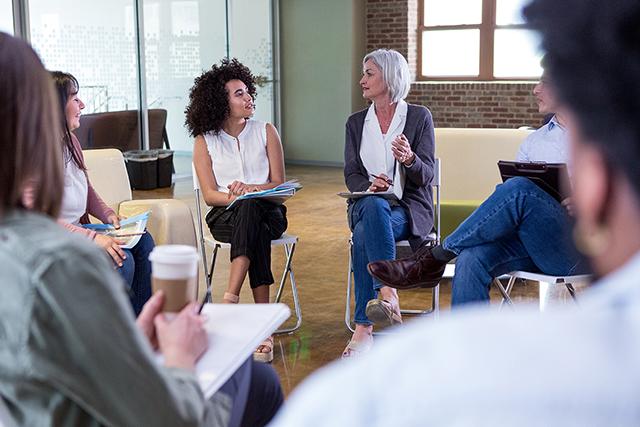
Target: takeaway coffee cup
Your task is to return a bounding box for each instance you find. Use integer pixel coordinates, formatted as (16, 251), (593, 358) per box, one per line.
(149, 245), (199, 312)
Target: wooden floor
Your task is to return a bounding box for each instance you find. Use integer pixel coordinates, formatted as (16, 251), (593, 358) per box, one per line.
(135, 158), (582, 396)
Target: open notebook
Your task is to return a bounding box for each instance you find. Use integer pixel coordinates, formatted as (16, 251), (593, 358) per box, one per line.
(156, 303), (290, 398)
(226, 180), (303, 210)
(82, 211), (150, 249)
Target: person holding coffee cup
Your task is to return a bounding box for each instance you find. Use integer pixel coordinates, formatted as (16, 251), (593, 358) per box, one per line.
(0, 32), (283, 427)
(187, 58), (288, 363)
(149, 245), (200, 312)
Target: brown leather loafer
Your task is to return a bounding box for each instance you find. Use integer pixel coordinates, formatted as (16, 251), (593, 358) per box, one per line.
(367, 247), (447, 290)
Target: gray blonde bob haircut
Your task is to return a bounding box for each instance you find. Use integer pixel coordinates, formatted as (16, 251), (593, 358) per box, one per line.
(363, 49), (411, 103)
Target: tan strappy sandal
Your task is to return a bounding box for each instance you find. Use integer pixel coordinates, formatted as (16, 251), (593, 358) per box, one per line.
(341, 337), (373, 359)
(254, 336), (274, 363)
(365, 298), (403, 327)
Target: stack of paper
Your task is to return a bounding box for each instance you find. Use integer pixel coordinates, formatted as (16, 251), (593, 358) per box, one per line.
(82, 211), (150, 249)
(226, 180), (302, 210)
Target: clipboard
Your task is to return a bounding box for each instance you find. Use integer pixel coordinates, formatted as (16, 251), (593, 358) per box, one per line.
(498, 161), (570, 202)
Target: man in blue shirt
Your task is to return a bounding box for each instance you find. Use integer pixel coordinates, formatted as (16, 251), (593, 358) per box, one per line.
(368, 65), (586, 307)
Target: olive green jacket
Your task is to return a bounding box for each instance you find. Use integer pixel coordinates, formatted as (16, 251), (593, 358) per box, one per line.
(0, 211), (229, 427)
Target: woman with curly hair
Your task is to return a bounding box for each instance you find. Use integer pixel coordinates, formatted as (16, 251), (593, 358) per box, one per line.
(187, 58), (286, 363)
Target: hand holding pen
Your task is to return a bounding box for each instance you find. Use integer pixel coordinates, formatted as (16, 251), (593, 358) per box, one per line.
(368, 173), (392, 192)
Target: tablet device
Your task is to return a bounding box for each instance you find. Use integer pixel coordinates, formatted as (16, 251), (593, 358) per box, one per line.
(498, 161), (570, 202)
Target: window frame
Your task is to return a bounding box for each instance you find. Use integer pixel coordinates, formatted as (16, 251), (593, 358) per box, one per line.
(417, 0), (538, 81)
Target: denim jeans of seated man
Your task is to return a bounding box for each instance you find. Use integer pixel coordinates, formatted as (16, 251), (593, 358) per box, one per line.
(350, 196), (409, 325)
(443, 177), (586, 306)
(116, 231), (154, 316)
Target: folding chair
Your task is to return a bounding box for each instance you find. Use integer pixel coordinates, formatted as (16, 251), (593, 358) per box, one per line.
(492, 271), (591, 310)
(192, 166), (302, 334)
(345, 158), (442, 333)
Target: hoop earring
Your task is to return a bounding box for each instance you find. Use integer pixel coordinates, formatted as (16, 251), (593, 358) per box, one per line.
(573, 221), (610, 257)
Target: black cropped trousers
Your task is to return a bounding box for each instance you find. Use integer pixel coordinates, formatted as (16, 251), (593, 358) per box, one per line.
(206, 199), (287, 288)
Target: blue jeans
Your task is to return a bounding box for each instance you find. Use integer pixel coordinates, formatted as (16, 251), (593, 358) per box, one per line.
(350, 197), (409, 325)
(116, 232), (154, 316)
(443, 177), (585, 306)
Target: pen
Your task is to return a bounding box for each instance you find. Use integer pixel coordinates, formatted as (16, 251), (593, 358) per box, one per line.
(198, 288), (211, 314)
(371, 174), (393, 186)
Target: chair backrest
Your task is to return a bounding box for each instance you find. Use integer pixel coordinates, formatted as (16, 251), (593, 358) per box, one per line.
(433, 157), (442, 243)
(192, 164), (210, 280)
(148, 109), (169, 150)
(83, 149), (133, 212)
(74, 109), (169, 151)
(75, 110), (139, 151)
(434, 128), (531, 201)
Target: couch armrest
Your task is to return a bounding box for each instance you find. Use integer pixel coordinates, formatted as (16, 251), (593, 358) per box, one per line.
(119, 199), (197, 247)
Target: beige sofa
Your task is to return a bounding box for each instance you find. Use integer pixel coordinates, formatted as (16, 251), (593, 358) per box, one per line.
(83, 148), (196, 246)
(434, 128), (533, 238)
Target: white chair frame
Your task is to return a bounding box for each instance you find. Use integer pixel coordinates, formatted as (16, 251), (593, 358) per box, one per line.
(192, 167), (302, 334)
(492, 271), (591, 310)
(345, 158), (442, 333)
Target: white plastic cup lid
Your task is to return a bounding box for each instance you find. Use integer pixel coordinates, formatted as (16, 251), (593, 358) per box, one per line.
(149, 245), (198, 264)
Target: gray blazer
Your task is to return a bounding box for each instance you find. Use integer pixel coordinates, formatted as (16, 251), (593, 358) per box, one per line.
(344, 104), (435, 250)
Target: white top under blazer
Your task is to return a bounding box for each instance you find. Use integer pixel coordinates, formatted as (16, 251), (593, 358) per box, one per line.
(203, 119), (271, 193)
(359, 100), (408, 199)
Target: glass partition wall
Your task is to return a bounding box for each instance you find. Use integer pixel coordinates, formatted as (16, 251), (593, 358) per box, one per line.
(0, 0), (14, 34)
(17, 0), (277, 154)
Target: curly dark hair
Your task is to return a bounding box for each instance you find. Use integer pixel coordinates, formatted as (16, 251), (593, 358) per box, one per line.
(524, 0), (640, 199)
(185, 58), (257, 137)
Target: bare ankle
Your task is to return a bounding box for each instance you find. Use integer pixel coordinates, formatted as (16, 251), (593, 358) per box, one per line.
(223, 292), (239, 304)
(353, 325), (373, 341)
(379, 286), (398, 303)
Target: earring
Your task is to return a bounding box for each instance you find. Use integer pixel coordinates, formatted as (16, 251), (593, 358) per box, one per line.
(573, 221), (611, 257)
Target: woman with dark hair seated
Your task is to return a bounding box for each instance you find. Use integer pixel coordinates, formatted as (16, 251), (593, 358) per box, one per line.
(187, 58), (287, 363)
(0, 32), (282, 427)
(50, 71), (154, 316)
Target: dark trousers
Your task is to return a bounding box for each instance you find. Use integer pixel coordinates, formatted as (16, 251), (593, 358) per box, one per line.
(206, 199), (287, 288)
(206, 359), (284, 427)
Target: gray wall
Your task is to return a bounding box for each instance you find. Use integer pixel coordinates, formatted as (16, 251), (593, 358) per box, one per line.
(280, 0), (366, 165)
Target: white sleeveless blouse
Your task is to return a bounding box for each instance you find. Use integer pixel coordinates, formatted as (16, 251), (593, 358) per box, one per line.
(59, 152), (88, 224)
(203, 119), (270, 193)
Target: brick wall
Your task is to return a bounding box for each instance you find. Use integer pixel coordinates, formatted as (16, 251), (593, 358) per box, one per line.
(366, 0), (545, 128)
(408, 82), (546, 128)
(367, 0), (418, 78)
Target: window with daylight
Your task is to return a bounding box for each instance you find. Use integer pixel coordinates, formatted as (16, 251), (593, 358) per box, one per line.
(418, 0), (543, 80)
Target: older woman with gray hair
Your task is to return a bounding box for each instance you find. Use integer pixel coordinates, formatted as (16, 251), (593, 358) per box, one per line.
(342, 48), (436, 358)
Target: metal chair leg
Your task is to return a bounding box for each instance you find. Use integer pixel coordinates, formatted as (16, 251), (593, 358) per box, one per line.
(345, 242), (355, 333)
(275, 242), (302, 335)
(204, 244), (219, 303)
(564, 281), (578, 301)
(496, 276), (516, 308)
